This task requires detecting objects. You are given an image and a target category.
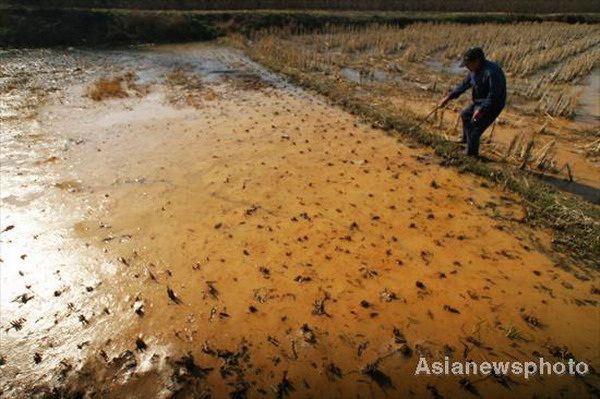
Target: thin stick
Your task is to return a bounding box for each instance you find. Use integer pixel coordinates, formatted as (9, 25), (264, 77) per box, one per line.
(566, 163), (573, 182)
(453, 112), (461, 135)
(409, 104), (442, 132)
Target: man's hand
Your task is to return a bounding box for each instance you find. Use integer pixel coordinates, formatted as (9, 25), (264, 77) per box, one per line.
(439, 95), (450, 107)
(472, 108), (483, 122)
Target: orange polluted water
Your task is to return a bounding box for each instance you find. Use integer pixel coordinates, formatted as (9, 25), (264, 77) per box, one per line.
(1, 43), (599, 398)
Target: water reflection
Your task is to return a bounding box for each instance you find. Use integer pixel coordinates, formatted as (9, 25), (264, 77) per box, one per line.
(573, 67), (600, 124)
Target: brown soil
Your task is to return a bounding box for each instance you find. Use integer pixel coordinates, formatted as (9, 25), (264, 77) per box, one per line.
(1, 43), (599, 398)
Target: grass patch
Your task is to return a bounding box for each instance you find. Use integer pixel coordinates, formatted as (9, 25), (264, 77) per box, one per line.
(87, 72), (147, 101)
(87, 77), (129, 101)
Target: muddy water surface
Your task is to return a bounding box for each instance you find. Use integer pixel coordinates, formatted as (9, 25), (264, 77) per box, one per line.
(1, 43), (599, 398)
(573, 67), (600, 125)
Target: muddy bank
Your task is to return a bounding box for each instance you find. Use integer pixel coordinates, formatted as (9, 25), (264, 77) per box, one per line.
(1, 43), (599, 398)
(2, 7), (600, 47)
(4, 0), (600, 13)
(0, 8), (225, 47)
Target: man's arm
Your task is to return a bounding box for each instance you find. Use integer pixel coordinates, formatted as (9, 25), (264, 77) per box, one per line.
(440, 74), (471, 106)
(448, 74), (472, 100)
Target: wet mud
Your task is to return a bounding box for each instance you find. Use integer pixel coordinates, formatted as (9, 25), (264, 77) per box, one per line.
(1, 42), (599, 398)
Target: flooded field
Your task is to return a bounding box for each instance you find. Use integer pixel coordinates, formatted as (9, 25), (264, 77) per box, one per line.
(1, 42), (599, 398)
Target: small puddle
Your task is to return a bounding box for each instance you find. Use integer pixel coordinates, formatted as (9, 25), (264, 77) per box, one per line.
(537, 174), (600, 204)
(573, 67), (600, 125)
(425, 60), (464, 75)
(340, 67), (403, 84)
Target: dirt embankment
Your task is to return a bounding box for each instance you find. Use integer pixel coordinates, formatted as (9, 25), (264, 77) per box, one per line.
(1, 43), (599, 398)
(3, 0), (600, 13)
(1, 7), (599, 47)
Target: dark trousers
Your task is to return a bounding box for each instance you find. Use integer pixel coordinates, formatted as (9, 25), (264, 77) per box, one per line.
(460, 104), (503, 156)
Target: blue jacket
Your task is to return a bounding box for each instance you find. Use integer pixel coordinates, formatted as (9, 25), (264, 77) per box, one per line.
(448, 60), (506, 113)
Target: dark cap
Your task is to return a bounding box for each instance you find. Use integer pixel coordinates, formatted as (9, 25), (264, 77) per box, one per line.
(460, 47), (485, 67)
